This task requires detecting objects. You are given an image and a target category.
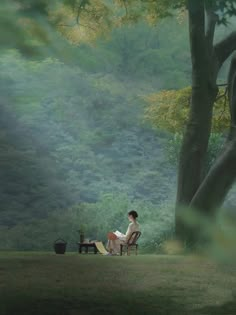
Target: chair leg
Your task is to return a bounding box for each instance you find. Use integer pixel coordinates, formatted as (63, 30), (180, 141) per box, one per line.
(136, 245), (138, 255)
(120, 245), (123, 256)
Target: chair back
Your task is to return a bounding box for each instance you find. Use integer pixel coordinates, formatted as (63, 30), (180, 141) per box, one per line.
(127, 231), (141, 245)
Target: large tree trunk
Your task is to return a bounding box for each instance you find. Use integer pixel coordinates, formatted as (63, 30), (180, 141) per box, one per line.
(190, 136), (236, 213)
(175, 0), (217, 239)
(190, 55), (236, 213)
(176, 51), (236, 245)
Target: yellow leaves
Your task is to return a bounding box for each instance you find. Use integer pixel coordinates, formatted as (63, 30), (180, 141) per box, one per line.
(144, 87), (230, 133)
(6, 0), (188, 49)
(144, 87), (191, 133)
(213, 90), (231, 132)
(49, 1), (113, 45)
(176, 8), (187, 24)
(52, 0), (185, 44)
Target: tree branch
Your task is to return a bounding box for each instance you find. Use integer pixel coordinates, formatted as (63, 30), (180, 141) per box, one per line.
(190, 136), (236, 214)
(228, 53), (236, 129)
(57, 23), (96, 31)
(214, 31), (236, 68)
(76, 0), (89, 24)
(188, 0), (207, 80)
(205, 9), (218, 49)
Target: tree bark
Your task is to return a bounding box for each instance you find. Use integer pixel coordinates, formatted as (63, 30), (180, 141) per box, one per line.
(175, 0), (218, 240)
(190, 136), (236, 213)
(215, 32), (236, 69)
(190, 55), (236, 213)
(175, 1), (236, 244)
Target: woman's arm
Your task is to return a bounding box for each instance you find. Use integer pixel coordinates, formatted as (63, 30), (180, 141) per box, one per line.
(123, 223), (133, 242)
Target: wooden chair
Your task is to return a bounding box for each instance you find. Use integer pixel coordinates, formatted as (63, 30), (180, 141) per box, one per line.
(120, 231), (141, 256)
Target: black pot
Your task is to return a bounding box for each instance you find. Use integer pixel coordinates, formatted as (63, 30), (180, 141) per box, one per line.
(54, 239), (67, 254)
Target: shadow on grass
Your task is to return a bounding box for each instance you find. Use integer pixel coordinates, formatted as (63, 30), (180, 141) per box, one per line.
(1, 291), (192, 315)
(1, 278), (235, 315)
(194, 299), (236, 315)
(1, 254), (235, 315)
(2, 294), (236, 315)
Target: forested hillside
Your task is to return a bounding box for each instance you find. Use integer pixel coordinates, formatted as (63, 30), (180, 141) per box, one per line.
(0, 18), (233, 250)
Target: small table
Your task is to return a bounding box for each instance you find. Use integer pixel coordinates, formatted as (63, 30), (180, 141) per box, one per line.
(78, 242), (98, 254)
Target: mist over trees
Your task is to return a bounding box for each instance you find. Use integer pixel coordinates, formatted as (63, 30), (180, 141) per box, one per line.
(1, 0), (236, 250)
(0, 20), (185, 250)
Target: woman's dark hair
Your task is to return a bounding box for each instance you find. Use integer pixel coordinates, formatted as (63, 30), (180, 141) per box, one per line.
(128, 210), (138, 219)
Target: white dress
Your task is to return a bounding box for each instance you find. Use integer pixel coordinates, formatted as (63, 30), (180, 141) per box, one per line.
(107, 221), (140, 255)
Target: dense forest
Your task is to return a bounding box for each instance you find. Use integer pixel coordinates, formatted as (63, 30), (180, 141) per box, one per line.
(0, 15), (235, 251)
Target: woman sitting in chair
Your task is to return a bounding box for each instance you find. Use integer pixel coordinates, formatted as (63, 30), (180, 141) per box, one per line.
(106, 210), (140, 255)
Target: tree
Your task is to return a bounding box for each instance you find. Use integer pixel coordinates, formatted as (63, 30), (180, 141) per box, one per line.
(175, 1), (236, 243)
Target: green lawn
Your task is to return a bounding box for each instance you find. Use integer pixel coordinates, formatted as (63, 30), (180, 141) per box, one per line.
(0, 252), (235, 315)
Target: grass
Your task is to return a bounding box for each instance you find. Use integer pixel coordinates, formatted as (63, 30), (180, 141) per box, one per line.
(0, 252), (235, 315)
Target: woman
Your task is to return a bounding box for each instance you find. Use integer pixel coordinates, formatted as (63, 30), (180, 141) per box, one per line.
(106, 210), (140, 255)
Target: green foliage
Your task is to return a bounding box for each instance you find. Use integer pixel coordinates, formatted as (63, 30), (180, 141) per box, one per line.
(0, 193), (175, 251)
(104, 20), (190, 87)
(165, 133), (225, 171)
(0, 50), (175, 239)
(53, 20), (190, 87)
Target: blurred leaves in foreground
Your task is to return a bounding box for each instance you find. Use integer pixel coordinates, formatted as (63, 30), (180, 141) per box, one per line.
(176, 206), (236, 263)
(0, 0), (51, 55)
